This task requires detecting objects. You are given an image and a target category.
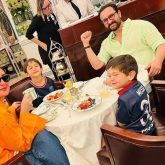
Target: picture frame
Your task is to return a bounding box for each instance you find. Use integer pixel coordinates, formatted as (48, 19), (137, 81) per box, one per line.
(0, 48), (10, 66)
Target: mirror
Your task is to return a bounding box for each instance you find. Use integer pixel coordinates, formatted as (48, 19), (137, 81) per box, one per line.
(0, 7), (17, 45)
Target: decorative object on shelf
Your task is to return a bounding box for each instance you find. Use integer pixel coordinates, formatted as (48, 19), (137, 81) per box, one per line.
(48, 40), (76, 82)
(10, 43), (26, 67)
(56, 60), (67, 75)
(7, 35), (16, 45)
(52, 50), (63, 62)
(6, 64), (14, 73)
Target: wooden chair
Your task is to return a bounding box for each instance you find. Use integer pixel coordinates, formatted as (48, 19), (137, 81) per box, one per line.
(97, 80), (165, 165)
(3, 152), (30, 165)
(6, 77), (31, 105)
(154, 60), (165, 80)
(151, 80), (165, 116)
(100, 124), (165, 165)
(6, 77), (64, 105)
(151, 80), (165, 135)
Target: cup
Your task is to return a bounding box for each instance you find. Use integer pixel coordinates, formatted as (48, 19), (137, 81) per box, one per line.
(23, 87), (37, 101)
(65, 80), (73, 89)
(70, 87), (80, 100)
(98, 86), (111, 98)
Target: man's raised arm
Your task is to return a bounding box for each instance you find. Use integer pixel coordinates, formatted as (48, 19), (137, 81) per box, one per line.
(81, 31), (104, 70)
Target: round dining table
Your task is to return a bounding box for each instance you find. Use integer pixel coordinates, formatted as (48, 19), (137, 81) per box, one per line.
(34, 65), (149, 165)
(39, 77), (118, 165)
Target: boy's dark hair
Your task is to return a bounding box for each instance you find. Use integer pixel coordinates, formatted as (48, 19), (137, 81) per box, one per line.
(106, 55), (138, 80)
(23, 58), (42, 73)
(99, 3), (118, 17)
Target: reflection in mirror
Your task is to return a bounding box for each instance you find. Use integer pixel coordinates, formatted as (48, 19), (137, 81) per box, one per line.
(0, 7), (16, 45)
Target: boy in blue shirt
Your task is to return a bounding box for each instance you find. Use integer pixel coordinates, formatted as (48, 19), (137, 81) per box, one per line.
(105, 55), (155, 134)
(23, 58), (57, 107)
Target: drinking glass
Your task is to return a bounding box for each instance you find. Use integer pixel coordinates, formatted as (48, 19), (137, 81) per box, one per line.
(98, 76), (111, 98)
(63, 90), (73, 117)
(65, 79), (73, 89)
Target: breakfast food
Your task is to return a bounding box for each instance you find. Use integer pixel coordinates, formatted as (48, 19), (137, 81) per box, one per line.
(77, 97), (96, 110)
(47, 91), (63, 101)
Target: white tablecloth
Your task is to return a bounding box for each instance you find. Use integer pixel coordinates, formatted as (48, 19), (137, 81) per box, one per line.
(39, 67), (149, 165)
(44, 77), (118, 165)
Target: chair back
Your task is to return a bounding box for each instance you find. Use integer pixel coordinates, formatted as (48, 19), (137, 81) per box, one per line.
(3, 152), (30, 165)
(101, 124), (165, 165)
(6, 77), (65, 105)
(151, 80), (165, 116)
(154, 59), (165, 80)
(6, 77), (30, 104)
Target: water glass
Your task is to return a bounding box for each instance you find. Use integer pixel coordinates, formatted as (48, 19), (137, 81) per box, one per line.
(63, 90), (73, 117)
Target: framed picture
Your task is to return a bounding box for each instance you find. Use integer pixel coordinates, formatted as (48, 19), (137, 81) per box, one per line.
(10, 44), (21, 54)
(0, 49), (10, 66)
(10, 44), (26, 58)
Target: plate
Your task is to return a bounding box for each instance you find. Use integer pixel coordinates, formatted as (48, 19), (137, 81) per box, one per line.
(43, 89), (64, 103)
(72, 95), (102, 112)
(32, 103), (49, 115)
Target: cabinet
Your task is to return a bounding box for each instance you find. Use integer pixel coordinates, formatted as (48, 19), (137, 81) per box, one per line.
(49, 40), (76, 82)
(0, 43), (26, 78)
(0, 2), (26, 78)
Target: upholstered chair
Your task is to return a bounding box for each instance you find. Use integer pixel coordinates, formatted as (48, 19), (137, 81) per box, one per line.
(6, 77), (64, 105)
(97, 79), (165, 165)
(3, 152), (30, 165)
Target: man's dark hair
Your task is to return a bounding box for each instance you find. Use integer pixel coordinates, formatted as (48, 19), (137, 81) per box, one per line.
(98, 3), (118, 17)
(106, 55), (138, 80)
(23, 58), (42, 73)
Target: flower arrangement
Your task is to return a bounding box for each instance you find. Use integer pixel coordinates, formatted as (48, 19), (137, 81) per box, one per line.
(7, 0), (31, 16)
(6, 0), (33, 36)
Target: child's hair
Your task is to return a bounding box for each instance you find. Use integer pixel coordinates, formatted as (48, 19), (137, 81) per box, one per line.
(23, 58), (42, 73)
(106, 55), (138, 80)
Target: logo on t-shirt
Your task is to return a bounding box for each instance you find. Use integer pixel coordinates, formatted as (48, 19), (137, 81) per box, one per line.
(136, 85), (145, 96)
(49, 86), (54, 92)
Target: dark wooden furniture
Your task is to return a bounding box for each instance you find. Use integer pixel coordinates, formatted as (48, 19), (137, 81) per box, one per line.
(59, 0), (165, 81)
(99, 124), (165, 165)
(151, 80), (165, 117)
(3, 152), (30, 165)
(59, 15), (107, 81)
(6, 77), (30, 105)
(154, 60), (165, 80)
(97, 79), (165, 165)
(6, 77), (64, 105)
(97, 146), (111, 165)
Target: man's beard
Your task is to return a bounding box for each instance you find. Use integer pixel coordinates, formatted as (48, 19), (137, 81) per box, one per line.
(107, 19), (121, 31)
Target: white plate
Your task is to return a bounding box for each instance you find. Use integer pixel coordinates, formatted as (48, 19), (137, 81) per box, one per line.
(43, 89), (64, 103)
(72, 95), (102, 112)
(73, 81), (84, 89)
(32, 103), (49, 115)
